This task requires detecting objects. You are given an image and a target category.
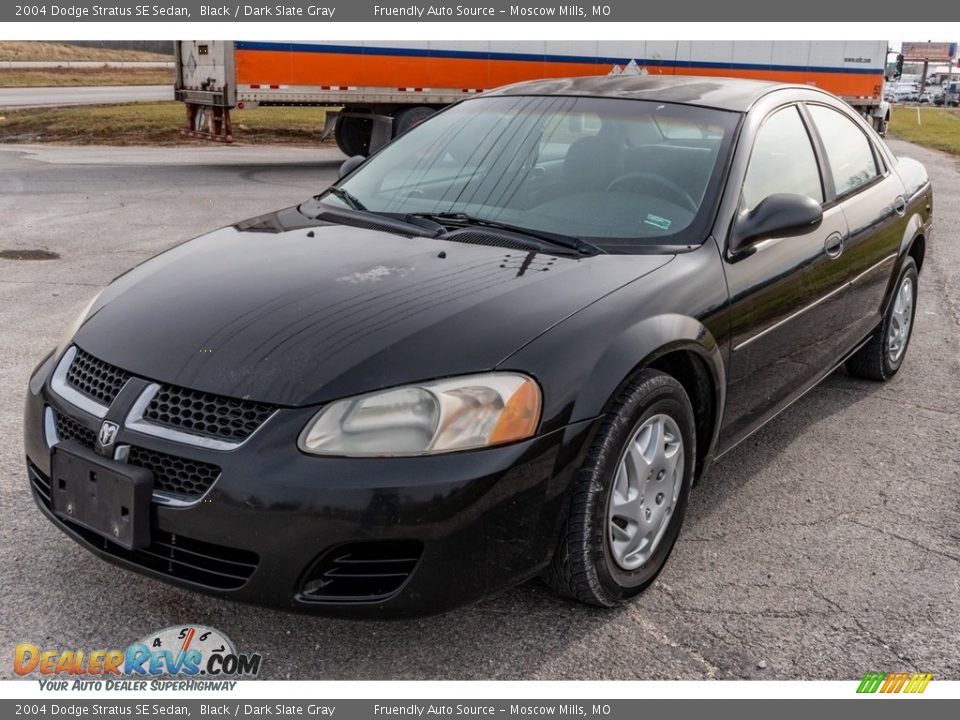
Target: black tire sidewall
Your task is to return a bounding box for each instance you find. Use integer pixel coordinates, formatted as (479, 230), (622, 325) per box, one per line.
(882, 259), (919, 377)
(393, 106), (436, 137)
(588, 375), (696, 602)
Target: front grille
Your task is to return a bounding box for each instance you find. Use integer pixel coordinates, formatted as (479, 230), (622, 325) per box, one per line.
(54, 412), (97, 451)
(299, 540), (422, 602)
(50, 409), (220, 500)
(127, 446), (220, 498)
(66, 348), (131, 405)
(29, 463), (257, 590)
(143, 384), (275, 442)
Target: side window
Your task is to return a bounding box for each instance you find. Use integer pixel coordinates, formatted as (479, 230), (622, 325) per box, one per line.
(742, 106), (823, 212)
(808, 105), (879, 196)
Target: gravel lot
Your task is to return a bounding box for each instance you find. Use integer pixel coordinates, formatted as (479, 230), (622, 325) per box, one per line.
(0, 140), (957, 680)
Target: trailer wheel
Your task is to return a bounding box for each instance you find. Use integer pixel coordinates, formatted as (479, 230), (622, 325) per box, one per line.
(393, 106), (436, 138)
(872, 114), (888, 136)
(334, 116), (373, 157)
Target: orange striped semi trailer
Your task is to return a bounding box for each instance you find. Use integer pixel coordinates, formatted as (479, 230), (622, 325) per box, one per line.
(175, 40), (893, 154)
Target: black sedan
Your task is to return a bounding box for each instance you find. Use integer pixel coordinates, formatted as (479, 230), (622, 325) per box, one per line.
(24, 76), (931, 617)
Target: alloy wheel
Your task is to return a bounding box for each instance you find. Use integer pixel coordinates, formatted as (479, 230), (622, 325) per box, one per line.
(887, 276), (914, 364)
(607, 413), (685, 570)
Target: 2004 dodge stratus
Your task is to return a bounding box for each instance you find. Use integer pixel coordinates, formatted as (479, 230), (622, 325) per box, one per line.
(25, 76), (931, 617)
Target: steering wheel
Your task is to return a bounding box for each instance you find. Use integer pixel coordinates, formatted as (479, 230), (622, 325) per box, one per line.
(606, 172), (698, 213)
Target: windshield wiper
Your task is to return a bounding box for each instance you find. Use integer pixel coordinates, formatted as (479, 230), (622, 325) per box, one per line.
(412, 212), (603, 256)
(326, 186), (369, 212)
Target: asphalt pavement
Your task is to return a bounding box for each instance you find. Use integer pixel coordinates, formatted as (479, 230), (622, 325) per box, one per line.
(0, 85), (172, 109)
(0, 140), (957, 680)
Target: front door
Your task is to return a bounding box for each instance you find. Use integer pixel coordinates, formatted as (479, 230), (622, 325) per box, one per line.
(720, 105), (850, 447)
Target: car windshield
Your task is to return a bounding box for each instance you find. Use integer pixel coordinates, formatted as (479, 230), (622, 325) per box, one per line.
(320, 95), (740, 251)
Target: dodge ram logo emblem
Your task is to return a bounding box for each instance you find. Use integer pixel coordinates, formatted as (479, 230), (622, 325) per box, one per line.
(98, 421), (119, 448)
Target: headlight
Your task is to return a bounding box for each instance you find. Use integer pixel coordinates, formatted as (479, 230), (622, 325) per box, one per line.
(298, 373), (542, 457)
(54, 291), (102, 358)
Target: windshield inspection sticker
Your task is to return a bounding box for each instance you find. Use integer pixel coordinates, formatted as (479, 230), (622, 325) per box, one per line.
(644, 214), (672, 230)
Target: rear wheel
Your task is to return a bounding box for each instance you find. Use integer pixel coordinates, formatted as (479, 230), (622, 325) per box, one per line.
(334, 115), (373, 157)
(845, 257), (918, 381)
(544, 370), (696, 606)
(393, 106), (436, 137)
(872, 114), (888, 136)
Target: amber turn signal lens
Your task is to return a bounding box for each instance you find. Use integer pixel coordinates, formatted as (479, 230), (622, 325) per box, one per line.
(489, 378), (541, 445)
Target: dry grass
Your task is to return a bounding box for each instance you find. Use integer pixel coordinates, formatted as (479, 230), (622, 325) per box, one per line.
(0, 67), (174, 87)
(0, 41), (171, 62)
(0, 102), (336, 146)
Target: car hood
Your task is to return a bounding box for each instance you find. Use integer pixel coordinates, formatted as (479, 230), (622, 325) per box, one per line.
(74, 209), (672, 406)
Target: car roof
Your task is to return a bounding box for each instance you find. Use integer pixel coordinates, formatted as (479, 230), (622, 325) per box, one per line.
(484, 75), (800, 112)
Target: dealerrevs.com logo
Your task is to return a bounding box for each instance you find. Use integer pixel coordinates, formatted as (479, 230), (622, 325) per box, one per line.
(14, 625), (261, 690)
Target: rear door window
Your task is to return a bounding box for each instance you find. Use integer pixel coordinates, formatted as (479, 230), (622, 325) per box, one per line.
(807, 105), (880, 197)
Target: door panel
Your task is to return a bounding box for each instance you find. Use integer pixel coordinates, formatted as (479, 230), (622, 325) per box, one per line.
(835, 177), (904, 350)
(718, 104), (851, 449)
(805, 104), (907, 353)
(721, 206), (849, 445)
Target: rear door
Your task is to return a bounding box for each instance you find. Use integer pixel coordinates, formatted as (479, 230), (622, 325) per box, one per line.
(804, 103), (906, 353)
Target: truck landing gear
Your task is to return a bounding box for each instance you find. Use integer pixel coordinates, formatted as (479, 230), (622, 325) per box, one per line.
(181, 104), (233, 143)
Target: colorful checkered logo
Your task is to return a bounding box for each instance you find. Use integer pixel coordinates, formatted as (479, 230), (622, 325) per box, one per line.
(857, 672), (933, 694)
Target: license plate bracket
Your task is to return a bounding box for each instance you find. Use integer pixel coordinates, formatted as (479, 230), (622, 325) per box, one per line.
(51, 440), (153, 550)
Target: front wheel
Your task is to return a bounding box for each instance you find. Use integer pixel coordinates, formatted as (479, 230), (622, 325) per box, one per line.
(846, 257), (918, 381)
(544, 370), (696, 606)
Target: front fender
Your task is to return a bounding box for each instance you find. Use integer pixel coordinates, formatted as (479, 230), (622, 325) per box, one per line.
(499, 240), (730, 463)
(570, 315), (724, 431)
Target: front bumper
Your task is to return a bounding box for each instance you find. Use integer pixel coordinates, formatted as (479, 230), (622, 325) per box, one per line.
(24, 351), (595, 618)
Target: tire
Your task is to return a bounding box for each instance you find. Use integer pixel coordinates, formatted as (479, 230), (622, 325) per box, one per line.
(544, 370), (696, 607)
(393, 106), (436, 138)
(872, 115), (888, 137)
(334, 116), (373, 157)
(845, 257), (918, 381)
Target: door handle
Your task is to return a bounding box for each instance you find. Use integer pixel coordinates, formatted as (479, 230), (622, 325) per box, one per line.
(894, 196), (906, 216)
(824, 232), (844, 259)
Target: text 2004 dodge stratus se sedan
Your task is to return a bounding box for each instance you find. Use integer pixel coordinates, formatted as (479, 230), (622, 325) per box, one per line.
(25, 76), (931, 617)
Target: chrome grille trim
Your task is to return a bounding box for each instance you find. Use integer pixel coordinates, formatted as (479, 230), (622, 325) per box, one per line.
(49, 347), (108, 419)
(46, 407), (218, 507)
(125, 383), (273, 451)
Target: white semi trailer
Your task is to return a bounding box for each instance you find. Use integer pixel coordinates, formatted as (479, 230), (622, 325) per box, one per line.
(175, 40), (893, 153)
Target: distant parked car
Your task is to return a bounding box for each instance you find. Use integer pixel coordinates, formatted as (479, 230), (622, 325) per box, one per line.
(25, 76), (932, 617)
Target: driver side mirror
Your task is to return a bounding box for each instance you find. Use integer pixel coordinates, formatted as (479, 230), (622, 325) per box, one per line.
(339, 155), (366, 179)
(730, 193), (823, 255)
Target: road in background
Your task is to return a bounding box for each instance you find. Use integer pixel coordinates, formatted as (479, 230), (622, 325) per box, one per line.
(0, 140), (957, 680)
(0, 61), (173, 68)
(0, 84), (172, 108)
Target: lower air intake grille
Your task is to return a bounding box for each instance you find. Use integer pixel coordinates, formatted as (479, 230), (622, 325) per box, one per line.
(127, 446), (220, 498)
(299, 540), (423, 602)
(29, 463), (256, 590)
